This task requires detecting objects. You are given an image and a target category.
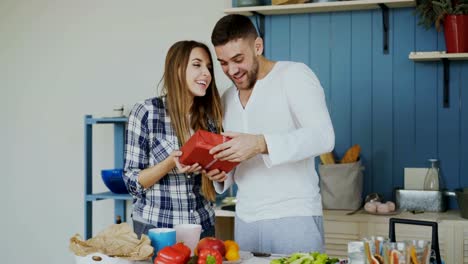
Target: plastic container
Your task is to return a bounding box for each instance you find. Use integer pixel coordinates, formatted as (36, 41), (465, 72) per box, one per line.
(101, 169), (128, 194)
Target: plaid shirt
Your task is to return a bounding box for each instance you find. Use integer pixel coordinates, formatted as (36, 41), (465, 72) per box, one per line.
(124, 96), (215, 231)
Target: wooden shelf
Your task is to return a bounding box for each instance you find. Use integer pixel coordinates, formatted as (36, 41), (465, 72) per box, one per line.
(225, 0), (415, 16)
(409, 51), (468, 108)
(85, 192), (132, 201)
(409, 51), (468, 61)
(86, 116), (128, 124)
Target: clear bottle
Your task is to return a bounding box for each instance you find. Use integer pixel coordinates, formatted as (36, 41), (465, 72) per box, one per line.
(424, 159), (440, 191)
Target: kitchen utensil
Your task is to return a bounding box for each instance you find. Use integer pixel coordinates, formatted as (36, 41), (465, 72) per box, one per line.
(346, 193), (383, 215)
(389, 218), (441, 264)
(395, 189), (447, 212)
(252, 252), (271, 257)
(445, 188), (468, 219)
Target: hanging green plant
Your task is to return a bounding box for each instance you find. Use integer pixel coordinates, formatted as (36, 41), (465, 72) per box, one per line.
(415, 0), (468, 30)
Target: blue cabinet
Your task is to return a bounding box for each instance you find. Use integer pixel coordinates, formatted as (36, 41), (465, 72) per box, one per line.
(84, 115), (131, 239)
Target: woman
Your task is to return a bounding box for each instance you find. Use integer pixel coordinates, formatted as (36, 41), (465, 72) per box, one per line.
(123, 40), (223, 238)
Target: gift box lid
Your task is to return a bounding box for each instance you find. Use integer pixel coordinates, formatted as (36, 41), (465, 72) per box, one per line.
(179, 130), (239, 173)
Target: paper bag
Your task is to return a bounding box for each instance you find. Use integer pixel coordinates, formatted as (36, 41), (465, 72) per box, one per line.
(319, 160), (364, 210)
(179, 130), (239, 173)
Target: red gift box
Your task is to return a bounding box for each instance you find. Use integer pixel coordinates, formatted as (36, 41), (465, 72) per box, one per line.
(179, 130), (239, 173)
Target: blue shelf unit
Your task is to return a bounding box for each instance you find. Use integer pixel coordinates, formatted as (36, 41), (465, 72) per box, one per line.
(84, 115), (132, 239)
(84, 115), (240, 238)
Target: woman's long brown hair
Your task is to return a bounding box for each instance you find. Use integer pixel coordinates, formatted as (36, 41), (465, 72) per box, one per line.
(161, 41), (223, 201)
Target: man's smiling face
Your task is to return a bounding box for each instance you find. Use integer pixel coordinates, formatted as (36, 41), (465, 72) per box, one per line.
(215, 38), (259, 90)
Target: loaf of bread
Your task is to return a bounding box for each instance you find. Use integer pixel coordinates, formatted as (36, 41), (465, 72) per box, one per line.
(340, 144), (361, 163)
(320, 152), (336, 165)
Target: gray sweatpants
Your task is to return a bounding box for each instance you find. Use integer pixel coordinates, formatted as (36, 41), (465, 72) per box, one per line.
(234, 215), (325, 255)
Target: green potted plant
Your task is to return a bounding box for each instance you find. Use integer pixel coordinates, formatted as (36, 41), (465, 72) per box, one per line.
(415, 0), (468, 52)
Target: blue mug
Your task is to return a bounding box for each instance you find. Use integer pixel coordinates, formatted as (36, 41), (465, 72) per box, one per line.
(148, 228), (176, 257)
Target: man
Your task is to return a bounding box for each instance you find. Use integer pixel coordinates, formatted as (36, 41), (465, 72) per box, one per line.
(206, 14), (335, 254)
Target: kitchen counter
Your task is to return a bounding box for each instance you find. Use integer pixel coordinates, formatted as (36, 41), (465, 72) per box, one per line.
(216, 207), (466, 221)
(215, 208), (468, 263)
(136, 253), (277, 264)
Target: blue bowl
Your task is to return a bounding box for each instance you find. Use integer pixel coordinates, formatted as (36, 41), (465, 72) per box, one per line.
(101, 169), (128, 194)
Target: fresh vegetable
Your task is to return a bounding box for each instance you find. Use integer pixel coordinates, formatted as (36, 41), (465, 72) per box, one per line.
(195, 237), (226, 257)
(197, 248), (223, 264)
(224, 240), (240, 261)
(172, 242), (191, 261)
(224, 240), (240, 252)
(225, 248), (240, 261)
(269, 251), (339, 264)
(154, 242), (191, 264)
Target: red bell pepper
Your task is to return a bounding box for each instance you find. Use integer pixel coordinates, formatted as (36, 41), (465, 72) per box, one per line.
(197, 248), (223, 264)
(154, 242), (191, 264)
(172, 242), (191, 261)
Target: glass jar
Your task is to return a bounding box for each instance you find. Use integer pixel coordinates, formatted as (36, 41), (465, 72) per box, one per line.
(423, 159), (440, 191)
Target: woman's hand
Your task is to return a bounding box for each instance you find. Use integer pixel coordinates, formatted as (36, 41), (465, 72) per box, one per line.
(172, 150), (203, 174)
(203, 169), (227, 182)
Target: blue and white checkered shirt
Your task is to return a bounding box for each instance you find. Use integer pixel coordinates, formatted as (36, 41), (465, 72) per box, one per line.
(124, 96), (215, 231)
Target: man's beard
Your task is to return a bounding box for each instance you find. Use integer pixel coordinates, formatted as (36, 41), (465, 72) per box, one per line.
(234, 56), (259, 90)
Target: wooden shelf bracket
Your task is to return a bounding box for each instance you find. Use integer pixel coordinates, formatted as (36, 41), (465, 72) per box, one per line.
(379, 3), (389, 54)
(442, 58), (450, 108)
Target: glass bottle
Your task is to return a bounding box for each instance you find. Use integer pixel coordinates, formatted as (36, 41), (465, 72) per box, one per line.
(424, 159), (440, 191)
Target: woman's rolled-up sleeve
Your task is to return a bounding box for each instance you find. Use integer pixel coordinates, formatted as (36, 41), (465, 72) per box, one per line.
(123, 103), (149, 198)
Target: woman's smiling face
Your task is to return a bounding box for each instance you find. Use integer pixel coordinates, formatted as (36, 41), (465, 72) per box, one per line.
(185, 47), (212, 97)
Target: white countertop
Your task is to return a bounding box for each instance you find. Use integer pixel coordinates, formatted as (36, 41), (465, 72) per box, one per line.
(215, 207), (466, 223)
(136, 253), (275, 264)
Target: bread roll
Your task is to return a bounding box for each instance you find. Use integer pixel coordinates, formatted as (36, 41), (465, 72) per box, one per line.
(320, 152), (335, 165)
(341, 144), (361, 163)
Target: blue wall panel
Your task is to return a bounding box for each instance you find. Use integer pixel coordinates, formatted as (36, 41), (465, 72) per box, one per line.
(309, 14), (331, 105)
(330, 12), (352, 158)
(461, 64), (468, 188)
(270, 15), (290, 61)
(371, 9), (394, 200)
(265, 8), (468, 207)
(350, 11), (373, 199)
(392, 9), (415, 190)
(414, 25), (438, 168)
(290, 14), (310, 64)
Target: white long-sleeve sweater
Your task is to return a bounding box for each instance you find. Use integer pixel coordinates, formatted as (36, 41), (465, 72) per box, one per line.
(215, 61), (335, 223)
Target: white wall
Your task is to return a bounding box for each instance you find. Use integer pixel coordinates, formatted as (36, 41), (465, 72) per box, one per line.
(0, 0), (231, 263)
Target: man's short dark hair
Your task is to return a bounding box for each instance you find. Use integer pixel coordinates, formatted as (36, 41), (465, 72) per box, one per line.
(211, 14), (259, 46)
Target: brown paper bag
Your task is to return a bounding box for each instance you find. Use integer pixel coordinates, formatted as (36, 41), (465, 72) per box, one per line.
(69, 223), (153, 260)
(319, 160), (364, 210)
